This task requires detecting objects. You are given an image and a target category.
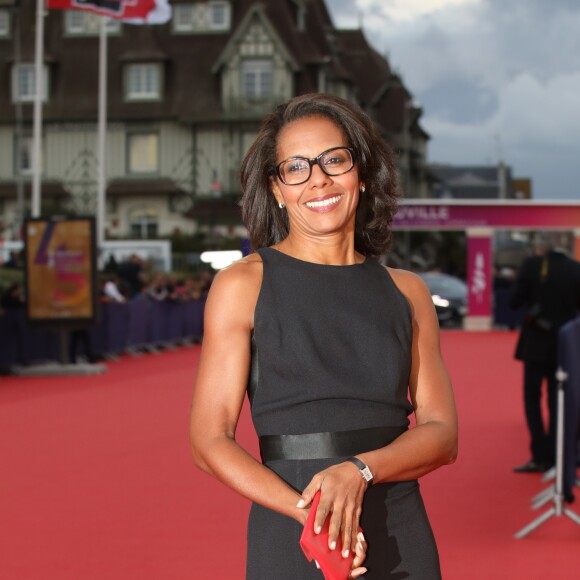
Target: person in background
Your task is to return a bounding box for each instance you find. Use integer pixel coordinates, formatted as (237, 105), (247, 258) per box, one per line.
(510, 235), (580, 473)
(117, 254), (144, 299)
(101, 275), (126, 303)
(189, 93), (457, 579)
(104, 254), (119, 275)
(147, 273), (168, 302)
(166, 273), (187, 302)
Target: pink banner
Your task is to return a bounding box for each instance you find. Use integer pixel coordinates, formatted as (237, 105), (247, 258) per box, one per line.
(393, 202), (580, 229)
(466, 236), (492, 318)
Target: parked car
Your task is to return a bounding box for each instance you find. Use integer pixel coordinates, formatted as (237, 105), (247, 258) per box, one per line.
(419, 272), (468, 327)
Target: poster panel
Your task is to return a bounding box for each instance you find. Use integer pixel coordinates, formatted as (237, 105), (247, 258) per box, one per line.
(24, 218), (97, 324)
(466, 234), (492, 318)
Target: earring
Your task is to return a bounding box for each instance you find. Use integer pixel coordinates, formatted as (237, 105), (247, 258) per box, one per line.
(360, 185), (366, 193)
(278, 202), (286, 209)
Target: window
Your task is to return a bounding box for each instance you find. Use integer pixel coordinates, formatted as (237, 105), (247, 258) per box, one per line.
(125, 64), (162, 100)
(12, 64), (49, 103)
(64, 11), (121, 35)
(0, 10), (10, 38)
(173, 4), (194, 32)
(14, 133), (36, 176)
(127, 133), (159, 174)
(65, 10), (85, 34)
(241, 60), (273, 101)
(105, 17), (121, 34)
(129, 208), (158, 239)
(172, 2), (230, 33)
(208, 1), (231, 30)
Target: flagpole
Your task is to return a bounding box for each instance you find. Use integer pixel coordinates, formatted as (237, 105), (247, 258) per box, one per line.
(32, 0), (45, 218)
(96, 16), (107, 249)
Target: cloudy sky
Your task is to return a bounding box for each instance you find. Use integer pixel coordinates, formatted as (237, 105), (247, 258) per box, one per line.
(329, 0), (580, 200)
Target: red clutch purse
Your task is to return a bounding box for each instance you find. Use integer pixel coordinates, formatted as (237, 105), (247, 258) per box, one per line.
(299, 491), (356, 580)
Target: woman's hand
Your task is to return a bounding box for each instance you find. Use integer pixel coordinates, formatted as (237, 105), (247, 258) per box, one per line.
(350, 532), (368, 579)
(297, 462), (368, 577)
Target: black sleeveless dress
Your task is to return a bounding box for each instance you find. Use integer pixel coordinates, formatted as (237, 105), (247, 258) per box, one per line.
(246, 247), (441, 579)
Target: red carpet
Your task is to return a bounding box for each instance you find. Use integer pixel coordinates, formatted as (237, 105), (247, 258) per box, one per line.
(426, 331), (580, 579)
(1, 332), (579, 579)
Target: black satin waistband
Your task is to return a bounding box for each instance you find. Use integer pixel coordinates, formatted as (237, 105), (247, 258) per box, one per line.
(259, 425), (405, 462)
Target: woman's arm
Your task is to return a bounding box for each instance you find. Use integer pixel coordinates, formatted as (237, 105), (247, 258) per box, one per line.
(356, 268), (458, 482)
(190, 257), (369, 578)
(189, 258), (306, 523)
(298, 269), (457, 550)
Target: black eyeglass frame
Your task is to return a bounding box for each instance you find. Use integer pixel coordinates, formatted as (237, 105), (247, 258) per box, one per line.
(274, 146), (356, 186)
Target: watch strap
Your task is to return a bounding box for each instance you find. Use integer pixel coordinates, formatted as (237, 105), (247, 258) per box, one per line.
(346, 456), (374, 486)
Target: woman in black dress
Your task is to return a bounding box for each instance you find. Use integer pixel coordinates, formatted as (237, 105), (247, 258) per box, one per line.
(190, 93), (458, 579)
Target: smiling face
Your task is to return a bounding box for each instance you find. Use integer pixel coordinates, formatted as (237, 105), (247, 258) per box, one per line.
(271, 115), (363, 241)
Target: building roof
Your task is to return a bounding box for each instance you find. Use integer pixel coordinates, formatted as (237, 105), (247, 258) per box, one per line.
(334, 29), (429, 142)
(0, 0), (426, 134)
(430, 164), (515, 199)
(1, 0), (349, 123)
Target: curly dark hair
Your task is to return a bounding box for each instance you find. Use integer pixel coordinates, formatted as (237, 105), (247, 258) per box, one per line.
(240, 93), (401, 258)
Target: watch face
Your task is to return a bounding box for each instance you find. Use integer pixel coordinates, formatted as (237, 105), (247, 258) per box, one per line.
(361, 466), (373, 482)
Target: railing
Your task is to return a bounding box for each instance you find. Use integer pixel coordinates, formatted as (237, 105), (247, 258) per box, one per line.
(0, 299), (206, 370)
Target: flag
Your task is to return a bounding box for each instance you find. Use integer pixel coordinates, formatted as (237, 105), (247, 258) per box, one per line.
(47, 0), (172, 24)
(123, 0), (171, 25)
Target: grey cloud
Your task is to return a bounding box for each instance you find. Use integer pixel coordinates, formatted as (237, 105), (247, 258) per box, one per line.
(485, 0), (580, 17)
(329, 0), (580, 198)
(421, 78), (498, 124)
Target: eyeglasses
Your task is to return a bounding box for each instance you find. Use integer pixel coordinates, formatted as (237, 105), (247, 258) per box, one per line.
(275, 146), (355, 186)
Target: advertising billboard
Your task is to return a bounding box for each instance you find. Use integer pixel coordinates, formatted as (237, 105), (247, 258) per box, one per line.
(24, 218), (97, 325)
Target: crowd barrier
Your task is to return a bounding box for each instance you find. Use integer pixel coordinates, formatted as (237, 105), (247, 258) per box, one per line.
(0, 291), (527, 371)
(0, 299), (206, 371)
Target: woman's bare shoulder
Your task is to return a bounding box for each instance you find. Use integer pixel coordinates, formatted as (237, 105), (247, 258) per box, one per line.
(385, 267), (432, 316)
(387, 267), (428, 292)
(207, 253), (263, 306)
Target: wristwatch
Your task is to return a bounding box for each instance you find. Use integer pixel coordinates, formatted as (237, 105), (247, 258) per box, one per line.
(346, 456), (374, 487)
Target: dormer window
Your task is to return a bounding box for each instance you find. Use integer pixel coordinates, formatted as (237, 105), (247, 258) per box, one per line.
(173, 4), (195, 32)
(0, 9), (10, 38)
(64, 11), (121, 35)
(66, 10), (85, 34)
(208, 1), (230, 30)
(241, 60), (273, 102)
(12, 64), (49, 103)
(172, 2), (231, 33)
(125, 63), (162, 101)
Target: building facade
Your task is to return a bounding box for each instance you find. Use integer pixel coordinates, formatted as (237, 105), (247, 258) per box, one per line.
(0, 0), (430, 243)
(430, 162), (532, 200)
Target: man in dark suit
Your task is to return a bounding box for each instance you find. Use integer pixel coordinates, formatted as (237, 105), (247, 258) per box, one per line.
(510, 236), (580, 472)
